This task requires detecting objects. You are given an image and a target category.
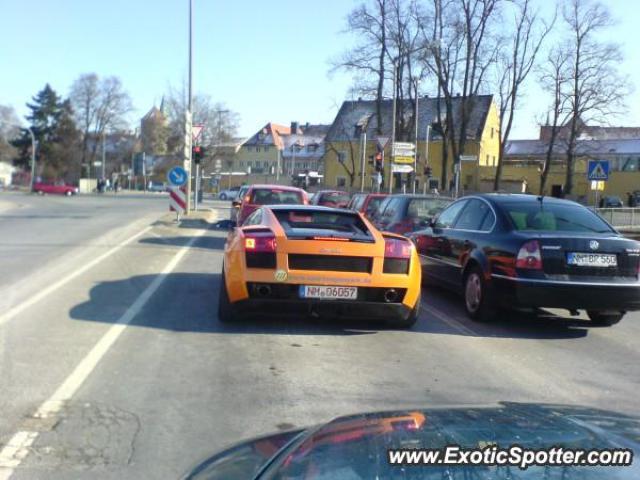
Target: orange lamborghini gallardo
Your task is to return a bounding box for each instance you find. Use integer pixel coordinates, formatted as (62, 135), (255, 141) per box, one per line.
(218, 205), (422, 328)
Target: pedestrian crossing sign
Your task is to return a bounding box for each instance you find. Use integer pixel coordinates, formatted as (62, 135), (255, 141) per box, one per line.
(587, 160), (609, 181)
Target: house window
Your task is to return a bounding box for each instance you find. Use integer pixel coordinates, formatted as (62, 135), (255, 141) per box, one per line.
(622, 157), (638, 171)
(337, 177), (347, 188)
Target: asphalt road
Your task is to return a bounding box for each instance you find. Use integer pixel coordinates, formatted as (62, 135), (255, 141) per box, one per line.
(0, 193), (638, 479)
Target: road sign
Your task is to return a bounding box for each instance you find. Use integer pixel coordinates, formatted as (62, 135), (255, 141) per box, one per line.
(169, 186), (187, 216)
(588, 160), (609, 181)
(392, 142), (415, 157)
(392, 164), (414, 173)
(93, 161), (102, 167)
(393, 156), (415, 165)
(192, 124), (205, 143)
(459, 155), (478, 162)
(590, 180), (605, 191)
(167, 166), (188, 186)
(376, 136), (390, 149)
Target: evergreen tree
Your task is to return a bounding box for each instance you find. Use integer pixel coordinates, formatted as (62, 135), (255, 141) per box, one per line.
(12, 84), (62, 171)
(48, 100), (82, 182)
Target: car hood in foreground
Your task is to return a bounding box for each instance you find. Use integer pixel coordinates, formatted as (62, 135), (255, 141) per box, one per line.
(183, 402), (640, 479)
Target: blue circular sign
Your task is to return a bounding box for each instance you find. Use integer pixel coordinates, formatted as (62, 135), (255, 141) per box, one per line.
(167, 166), (188, 187)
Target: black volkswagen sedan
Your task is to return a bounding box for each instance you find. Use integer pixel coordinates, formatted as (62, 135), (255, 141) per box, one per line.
(409, 194), (640, 325)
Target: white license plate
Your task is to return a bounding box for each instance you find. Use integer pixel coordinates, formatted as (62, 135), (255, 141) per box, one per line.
(299, 285), (358, 300)
(567, 252), (617, 267)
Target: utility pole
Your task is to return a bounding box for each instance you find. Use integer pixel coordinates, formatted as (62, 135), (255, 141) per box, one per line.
(184, 0), (194, 213)
(359, 131), (367, 192)
(413, 79), (419, 194)
(101, 131), (106, 179)
(424, 123), (431, 194)
(389, 62), (397, 194)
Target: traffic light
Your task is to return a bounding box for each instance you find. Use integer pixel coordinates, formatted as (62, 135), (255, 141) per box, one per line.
(192, 146), (205, 164)
(374, 142), (384, 172)
(424, 166), (433, 177)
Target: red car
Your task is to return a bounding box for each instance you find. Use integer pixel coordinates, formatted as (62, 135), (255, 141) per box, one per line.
(33, 182), (78, 196)
(310, 190), (351, 208)
(347, 193), (388, 219)
(234, 184), (308, 225)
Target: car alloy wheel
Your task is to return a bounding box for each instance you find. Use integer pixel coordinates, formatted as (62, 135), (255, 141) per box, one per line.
(463, 266), (495, 322)
(220, 194), (227, 200)
(465, 272), (482, 314)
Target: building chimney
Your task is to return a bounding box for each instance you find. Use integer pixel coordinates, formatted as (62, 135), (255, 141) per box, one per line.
(291, 121), (299, 133)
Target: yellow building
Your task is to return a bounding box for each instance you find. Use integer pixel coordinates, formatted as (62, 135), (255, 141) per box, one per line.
(323, 95), (500, 193)
(500, 138), (640, 203)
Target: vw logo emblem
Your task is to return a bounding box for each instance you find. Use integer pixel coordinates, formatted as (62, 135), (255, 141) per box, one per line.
(589, 240), (599, 250)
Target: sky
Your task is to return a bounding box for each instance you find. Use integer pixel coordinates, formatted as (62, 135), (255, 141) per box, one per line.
(0, 0), (638, 140)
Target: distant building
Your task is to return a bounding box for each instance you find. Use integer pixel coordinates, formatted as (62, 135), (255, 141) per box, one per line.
(324, 95), (500, 192)
(502, 137), (640, 200)
(0, 162), (15, 187)
(281, 122), (330, 186)
(223, 122), (329, 188)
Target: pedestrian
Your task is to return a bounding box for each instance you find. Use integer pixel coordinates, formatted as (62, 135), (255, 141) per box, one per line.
(627, 192), (634, 207)
(114, 179), (119, 193)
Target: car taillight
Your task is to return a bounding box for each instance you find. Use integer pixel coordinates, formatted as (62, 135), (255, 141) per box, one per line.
(244, 232), (276, 252)
(516, 240), (543, 270)
(384, 237), (411, 259)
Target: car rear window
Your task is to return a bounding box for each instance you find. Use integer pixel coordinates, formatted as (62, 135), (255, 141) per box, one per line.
(320, 192), (351, 204)
(273, 209), (372, 237)
(365, 197), (385, 216)
(407, 198), (451, 222)
(504, 201), (613, 233)
(250, 189), (304, 205)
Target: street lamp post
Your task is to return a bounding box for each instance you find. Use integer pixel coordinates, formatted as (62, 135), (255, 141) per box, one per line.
(26, 128), (36, 191)
(389, 62), (397, 194)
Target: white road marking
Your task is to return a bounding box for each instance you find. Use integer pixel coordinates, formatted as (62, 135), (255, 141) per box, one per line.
(0, 228), (207, 479)
(0, 226), (152, 329)
(421, 300), (478, 336)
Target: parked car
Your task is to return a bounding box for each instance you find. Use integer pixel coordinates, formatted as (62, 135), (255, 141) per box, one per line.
(230, 185), (251, 224)
(408, 193), (640, 325)
(218, 186), (241, 200)
(599, 195), (623, 208)
(148, 181), (167, 193)
(374, 194), (452, 235)
(310, 190), (351, 208)
(33, 181), (78, 196)
(234, 184), (308, 225)
(348, 193), (388, 220)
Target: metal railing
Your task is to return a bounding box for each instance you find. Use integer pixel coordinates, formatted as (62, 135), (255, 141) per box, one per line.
(595, 207), (640, 230)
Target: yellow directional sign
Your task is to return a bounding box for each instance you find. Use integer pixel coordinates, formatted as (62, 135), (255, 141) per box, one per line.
(393, 156), (415, 165)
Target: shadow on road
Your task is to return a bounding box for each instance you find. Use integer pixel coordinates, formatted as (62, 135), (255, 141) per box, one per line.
(419, 285), (590, 340)
(70, 273), (377, 336)
(139, 235), (227, 251)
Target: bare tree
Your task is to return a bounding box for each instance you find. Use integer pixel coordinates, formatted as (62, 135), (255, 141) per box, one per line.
(561, 0), (627, 195)
(0, 105), (20, 164)
(332, 0), (389, 134)
(163, 82), (239, 157)
(70, 73), (133, 172)
(420, 0), (501, 189)
(538, 46), (571, 194)
(493, 0), (555, 190)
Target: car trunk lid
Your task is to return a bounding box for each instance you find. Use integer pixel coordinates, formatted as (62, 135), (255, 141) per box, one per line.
(527, 233), (640, 278)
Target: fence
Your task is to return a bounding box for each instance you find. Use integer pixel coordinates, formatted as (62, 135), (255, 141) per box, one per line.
(595, 208), (640, 230)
